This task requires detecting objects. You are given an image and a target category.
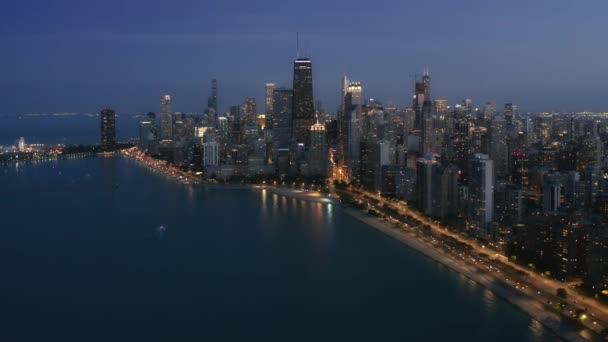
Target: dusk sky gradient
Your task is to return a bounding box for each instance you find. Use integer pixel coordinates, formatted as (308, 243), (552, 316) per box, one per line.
(1, 0), (607, 115)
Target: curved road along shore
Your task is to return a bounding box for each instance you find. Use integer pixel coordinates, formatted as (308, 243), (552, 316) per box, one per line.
(343, 188), (607, 341)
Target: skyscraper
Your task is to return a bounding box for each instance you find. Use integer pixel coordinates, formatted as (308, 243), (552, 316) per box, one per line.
(413, 68), (433, 154)
(265, 83), (275, 115)
(202, 142), (220, 167)
(433, 99), (448, 114)
(543, 172), (564, 213)
(272, 88), (294, 151)
(413, 82), (425, 130)
(340, 74), (349, 115)
(504, 103), (517, 134)
(416, 155), (439, 215)
(139, 119), (156, 152)
(489, 114), (508, 179)
(160, 95), (173, 141)
(17, 137), (26, 152)
(308, 122), (328, 177)
(340, 81), (363, 167)
(292, 58), (315, 146)
(100, 108), (116, 151)
(207, 79), (218, 126)
(230, 105), (240, 121)
(480, 101), (496, 124)
(468, 153), (495, 239)
(242, 97), (257, 126)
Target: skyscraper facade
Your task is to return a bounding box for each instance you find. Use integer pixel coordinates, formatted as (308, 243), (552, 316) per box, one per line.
(416, 155), (439, 215)
(504, 103), (518, 135)
(341, 82), (362, 158)
(207, 79), (219, 126)
(160, 95), (173, 141)
(272, 88), (294, 151)
(413, 68), (433, 155)
(308, 123), (328, 177)
(101, 108), (116, 151)
(292, 58), (315, 146)
(202, 142), (220, 167)
(242, 97), (257, 126)
(490, 114), (508, 179)
(468, 153), (495, 239)
(433, 99), (448, 114)
(265, 83), (275, 116)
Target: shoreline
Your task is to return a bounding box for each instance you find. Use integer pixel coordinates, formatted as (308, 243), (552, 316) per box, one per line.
(342, 207), (594, 342)
(259, 186), (336, 204)
(240, 185), (590, 340)
(117, 151), (599, 340)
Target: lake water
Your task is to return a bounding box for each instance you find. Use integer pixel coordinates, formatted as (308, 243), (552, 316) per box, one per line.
(0, 156), (555, 341)
(0, 115), (138, 146)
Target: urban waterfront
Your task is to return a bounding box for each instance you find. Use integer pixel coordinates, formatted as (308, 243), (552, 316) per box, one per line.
(0, 157), (554, 341)
(0, 114), (138, 146)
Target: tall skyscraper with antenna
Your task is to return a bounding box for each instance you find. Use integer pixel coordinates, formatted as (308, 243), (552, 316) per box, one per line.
(413, 67), (433, 154)
(291, 57), (315, 146)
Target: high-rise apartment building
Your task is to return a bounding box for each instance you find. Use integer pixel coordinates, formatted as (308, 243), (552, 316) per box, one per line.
(207, 79), (219, 126)
(468, 153), (495, 239)
(160, 95), (173, 141)
(489, 114), (508, 179)
(242, 97), (257, 126)
(272, 88), (294, 151)
(265, 82), (275, 116)
(308, 123), (328, 177)
(101, 108), (116, 151)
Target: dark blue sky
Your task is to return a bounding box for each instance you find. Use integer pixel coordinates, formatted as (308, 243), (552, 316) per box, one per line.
(1, 0), (607, 115)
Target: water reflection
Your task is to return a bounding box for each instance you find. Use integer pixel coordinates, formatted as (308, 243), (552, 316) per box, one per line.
(482, 289), (497, 315)
(528, 319), (545, 340)
(3, 157), (554, 341)
(281, 196), (287, 214)
(272, 194), (278, 216)
(186, 185), (195, 202)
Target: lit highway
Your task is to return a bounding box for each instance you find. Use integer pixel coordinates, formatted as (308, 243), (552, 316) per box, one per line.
(337, 186), (608, 339)
(121, 147), (201, 185)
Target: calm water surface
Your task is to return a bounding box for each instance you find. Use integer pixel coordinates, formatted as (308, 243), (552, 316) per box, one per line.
(0, 115), (138, 146)
(0, 157), (556, 341)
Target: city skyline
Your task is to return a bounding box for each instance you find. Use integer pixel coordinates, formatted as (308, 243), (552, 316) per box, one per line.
(3, 2), (608, 341)
(2, 0), (608, 114)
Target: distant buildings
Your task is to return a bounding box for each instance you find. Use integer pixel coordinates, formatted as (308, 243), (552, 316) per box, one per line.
(118, 58), (608, 293)
(17, 137), (26, 152)
(242, 97), (257, 126)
